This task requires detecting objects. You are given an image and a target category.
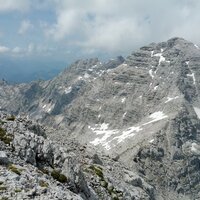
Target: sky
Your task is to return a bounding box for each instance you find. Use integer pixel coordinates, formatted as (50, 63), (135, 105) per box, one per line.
(0, 0), (200, 82)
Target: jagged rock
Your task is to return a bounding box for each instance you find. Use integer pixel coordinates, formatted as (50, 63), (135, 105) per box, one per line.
(0, 151), (9, 165)
(92, 154), (103, 165)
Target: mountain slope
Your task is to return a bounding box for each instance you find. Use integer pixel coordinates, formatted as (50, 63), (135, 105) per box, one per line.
(1, 37), (200, 199)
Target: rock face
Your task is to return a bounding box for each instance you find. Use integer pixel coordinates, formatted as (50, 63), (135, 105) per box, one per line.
(0, 37), (200, 199)
(0, 151), (9, 165)
(0, 112), (154, 199)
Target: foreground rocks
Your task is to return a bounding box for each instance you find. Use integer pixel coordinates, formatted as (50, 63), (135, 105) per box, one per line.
(0, 112), (154, 199)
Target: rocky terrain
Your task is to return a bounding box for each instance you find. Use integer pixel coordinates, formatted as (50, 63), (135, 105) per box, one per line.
(0, 37), (200, 199)
(0, 112), (154, 199)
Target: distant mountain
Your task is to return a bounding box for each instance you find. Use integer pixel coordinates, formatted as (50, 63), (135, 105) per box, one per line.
(1, 37), (200, 199)
(0, 58), (67, 83)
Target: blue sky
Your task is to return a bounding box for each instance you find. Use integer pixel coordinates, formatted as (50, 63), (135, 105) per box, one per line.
(0, 0), (200, 82)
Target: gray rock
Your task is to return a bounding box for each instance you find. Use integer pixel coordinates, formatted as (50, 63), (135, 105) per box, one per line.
(0, 151), (9, 165)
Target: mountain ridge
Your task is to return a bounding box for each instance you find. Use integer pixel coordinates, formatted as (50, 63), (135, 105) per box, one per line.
(1, 37), (200, 199)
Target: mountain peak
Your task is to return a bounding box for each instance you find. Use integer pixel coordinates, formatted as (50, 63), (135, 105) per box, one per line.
(1, 37), (200, 199)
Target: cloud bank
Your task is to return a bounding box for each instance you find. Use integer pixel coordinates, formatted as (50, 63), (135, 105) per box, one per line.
(0, 0), (30, 12)
(18, 20), (33, 35)
(44, 0), (200, 53)
(1, 0), (200, 59)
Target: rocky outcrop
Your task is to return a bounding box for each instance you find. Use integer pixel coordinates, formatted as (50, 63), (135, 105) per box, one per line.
(0, 112), (154, 199)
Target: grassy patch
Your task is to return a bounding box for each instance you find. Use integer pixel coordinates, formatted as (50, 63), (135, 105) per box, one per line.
(0, 127), (13, 145)
(88, 164), (123, 200)
(8, 165), (22, 175)
(51, 170), (67, 183)
(0, 186), (7, 191)
(39, 180), (49, 187)
(0, 120), (6, 125)
(6, 115), (15, 121)
(0, 197), (9, 200)
(89, 165), (104, 179)
(14, 188), (22, 193)
(40, 168), (49, 175)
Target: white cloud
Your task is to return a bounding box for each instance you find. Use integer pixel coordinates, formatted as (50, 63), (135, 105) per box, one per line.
(18, 20), (33, 35)
(43, 0), (200, 53)
(0, 0), (30, 12)
(0, 45), (9, 53)
(11, 44), (55, 57)
(12, 47), (23, 54)
(2, 0), (200, 59)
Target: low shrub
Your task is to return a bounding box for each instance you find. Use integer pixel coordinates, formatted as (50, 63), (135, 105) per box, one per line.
(8, 165), (22, 175)
(6, 115), (15, 121)
(51, 170), (67, 183)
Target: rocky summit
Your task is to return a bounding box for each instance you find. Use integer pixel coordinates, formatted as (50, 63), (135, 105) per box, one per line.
(0, 37), (200, 200)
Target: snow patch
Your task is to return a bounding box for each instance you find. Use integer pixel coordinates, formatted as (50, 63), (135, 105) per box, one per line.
(42, 103), (54, 113)
(151, 51), (154, 57)
(191, 143), (200, 154)
(78, 76), (83, 80)
(153, 53), (170, 65)
(113, 126), (142, 143)
(153, 53), (162, 57)
(92, 64), (97, 69)
(194, 107), (200, 119)
(89, 123), (117, 150)
(165, 96), (179, 103)
(149, 69), (154, 79)
(123, 112), (127, 118)
(84, 73), (90, 79)
(100, 123), (109, 130)
(89, 111), (168, 150)
(96, 70), (105, 77)
(194, 44), (199, 49)
(64, 86), (72, 94)
(143, 111), (168, 125)
(149, 139), (154, 143)
(159, 55), (166, 65)
(187, 73), (196, 85)
(89, 123), (143, 150)
(154, 86), (158, 90)
(121, 97), (126, 103)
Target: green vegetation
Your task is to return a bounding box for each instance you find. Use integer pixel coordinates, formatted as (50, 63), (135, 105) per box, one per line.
(14, 188), (22, 193)
(0, 186), (7, 191)
(40, 168), (49, 175)
(89, 165), (104, 178)
(51, 170), (67, 183)
(6, 115), (15, 121)
(8, 165), (22, 175)
(39, 180), (49, 187)
(0, 127), (13, 144)
(0, 120), (6, 125)
(0, 197), (9, 200)
(88, 165), (122, 200)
